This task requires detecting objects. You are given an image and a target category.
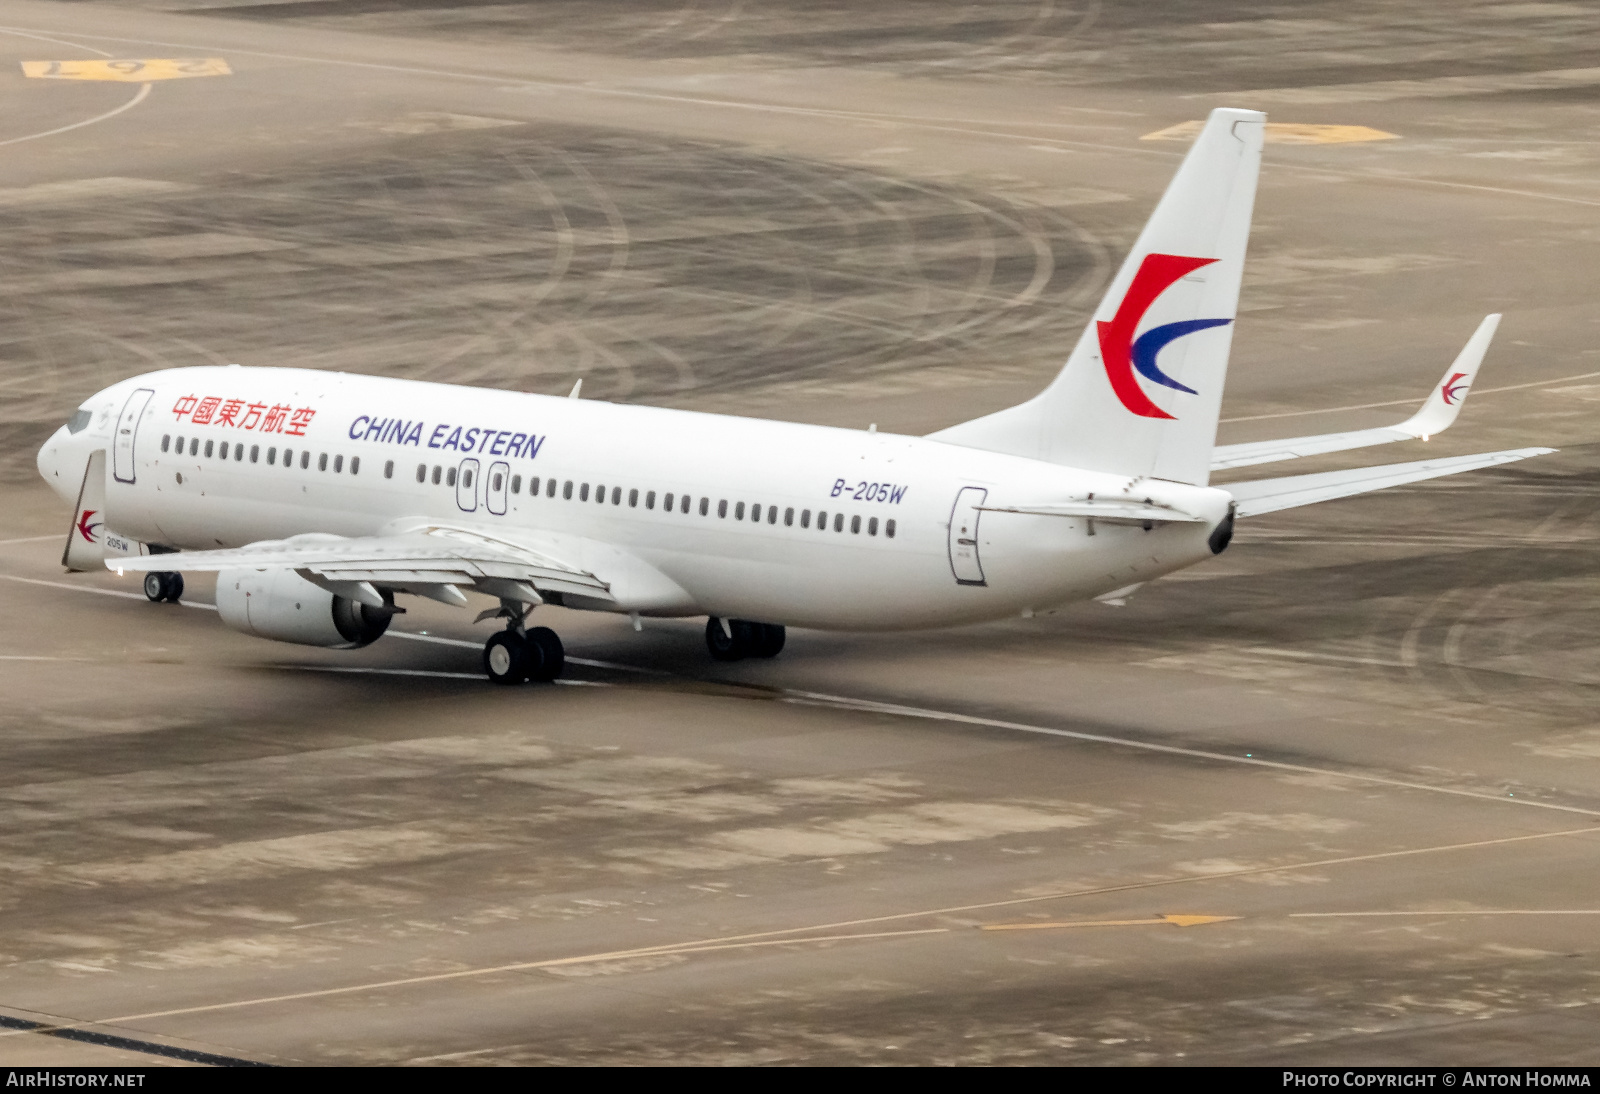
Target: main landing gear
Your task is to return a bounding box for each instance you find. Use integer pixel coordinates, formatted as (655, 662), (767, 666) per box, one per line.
(705, 617), (785, 662)
(142, 571), (183, 603)
(483, 618), (564, 686)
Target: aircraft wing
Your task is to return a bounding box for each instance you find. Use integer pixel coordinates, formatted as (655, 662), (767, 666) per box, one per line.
(1212, 314), (1498, 471)
(1226, 446), (1554, 518)
(105, 525), (612, 605)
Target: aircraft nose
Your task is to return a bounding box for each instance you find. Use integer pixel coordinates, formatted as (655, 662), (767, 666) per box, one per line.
(37, 424), (78, 502)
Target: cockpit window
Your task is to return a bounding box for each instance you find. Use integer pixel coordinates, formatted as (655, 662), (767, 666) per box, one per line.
(66, 409), (92, 434)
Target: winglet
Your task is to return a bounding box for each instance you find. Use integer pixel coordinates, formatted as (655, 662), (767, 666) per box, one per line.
(1397, 314), (1499, 440)
(568, 378), (583, 399)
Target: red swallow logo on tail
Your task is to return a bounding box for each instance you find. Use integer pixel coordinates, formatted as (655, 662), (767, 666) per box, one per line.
(1096, 253), (1233, 420)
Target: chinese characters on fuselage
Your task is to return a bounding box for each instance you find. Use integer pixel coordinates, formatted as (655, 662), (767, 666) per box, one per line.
(172, 395), (314, 436)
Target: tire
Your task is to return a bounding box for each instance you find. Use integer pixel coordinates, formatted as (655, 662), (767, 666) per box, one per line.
(750, 623), (786, 659)
(143, 572), (167, 602)
(164, 572), (184, 602)
(527, 626), (564, 682)
(705, 617), (750, 661)
(483, 630), (528, 685)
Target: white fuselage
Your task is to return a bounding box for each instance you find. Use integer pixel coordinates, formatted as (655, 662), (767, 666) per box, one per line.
(38, 366), (1234, 630)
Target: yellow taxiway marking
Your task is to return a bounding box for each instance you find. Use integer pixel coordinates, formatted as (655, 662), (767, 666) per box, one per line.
(0, 928), (951, 1034)
(21, 58), (230, 81)
(981, 914), (1239, 931)
(1142, 120), (1398, 144)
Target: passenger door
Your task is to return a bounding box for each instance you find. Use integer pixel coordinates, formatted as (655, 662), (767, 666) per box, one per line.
(486, 460), (510, 516)
(456, 457), (480, 513)
(112, 387), (154, 484)
(947, 486), (987, 586)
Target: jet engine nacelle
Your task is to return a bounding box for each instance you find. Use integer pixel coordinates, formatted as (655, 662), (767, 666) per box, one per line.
(216, 568), (393, 649)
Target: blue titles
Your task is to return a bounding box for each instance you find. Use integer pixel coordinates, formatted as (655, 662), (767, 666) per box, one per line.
(350, 415), (544, 460)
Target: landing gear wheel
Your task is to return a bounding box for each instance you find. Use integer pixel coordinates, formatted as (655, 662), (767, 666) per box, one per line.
(706, 617), (758, 661)
(526, 626), (564, 682)
(483, 630), (529, 685)
(750, 623), (786, 658)
(143, 571), (182, 603)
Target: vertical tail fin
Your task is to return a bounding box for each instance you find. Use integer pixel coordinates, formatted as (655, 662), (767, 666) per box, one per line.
(930, 107), (1264, 486)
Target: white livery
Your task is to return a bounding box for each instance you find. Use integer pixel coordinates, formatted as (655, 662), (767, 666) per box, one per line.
(36, 109), (1552, 683)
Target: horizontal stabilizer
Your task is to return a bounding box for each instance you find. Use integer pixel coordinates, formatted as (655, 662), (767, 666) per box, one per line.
(1213, 314), (1500, 471)
(1227, 446), (1553, 518)
(981, 499), (1206, 524)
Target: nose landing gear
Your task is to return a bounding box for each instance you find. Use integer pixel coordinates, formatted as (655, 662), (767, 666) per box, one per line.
(705, 617), (785, 661)
(142, 571), (184, 603)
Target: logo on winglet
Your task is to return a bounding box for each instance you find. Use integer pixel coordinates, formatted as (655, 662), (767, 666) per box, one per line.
(1441, 371), (1470, 406)
(76, 508), (101, 544)
(1096, 253), (1232, 420)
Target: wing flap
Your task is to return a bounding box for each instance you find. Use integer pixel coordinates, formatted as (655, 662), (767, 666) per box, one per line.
(106, 527), (613, 601)
(1227, 446), (1553, 518)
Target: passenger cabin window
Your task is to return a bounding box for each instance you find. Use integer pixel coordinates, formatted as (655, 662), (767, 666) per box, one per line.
(851, 515), (861, 534)
(300, 451), (310, 470)
(611, 486), (621, 505)
(447, 467), (457, 487)
(190, 438), (199, 456)
(801, 509), (811, 528)
(268, 447), (277, 465)
(431, 466), (441, 485)
(161, 434), (171, 453)
(630, 489), (640, 508)
(868, 517), (879, 536)
(735, 502), (745, 520)
(699, 497), (709, 516)
(784, 507), (794, 527)
(580, 483), (590, 501)
(817, 510), (827, 530)
(250, 445), (259, 463)
(718, 500), (728, 518)
(886, 519), (896, 539)
(768, 507), (778, 525)
(333, 455), (343, 473)
(351, 456), (360, 475)
(491, 471), (502, 492)
(681, 495), (691, 514)
(663, 492), (673, 511)
(563, 481), (573, 500)
(204, 440), (214, 458)
(548, 479), (558, 498)
(510, 474), (521, 494)
(385, 460), (395, 479)
(834, 513), (844, 532)
(318, 453), (328, 472)
(234, 443), (244, 461)
(462, 468), (472, 489)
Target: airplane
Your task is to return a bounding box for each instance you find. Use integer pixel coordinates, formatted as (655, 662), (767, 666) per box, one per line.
(35, 108), (1551, 685)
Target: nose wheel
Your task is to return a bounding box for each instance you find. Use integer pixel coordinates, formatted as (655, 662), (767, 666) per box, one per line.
(142, 571), (183, 603)
(483, 625), (564, 685)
